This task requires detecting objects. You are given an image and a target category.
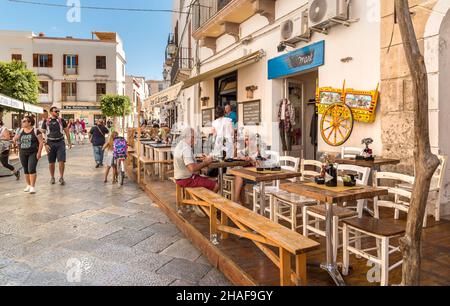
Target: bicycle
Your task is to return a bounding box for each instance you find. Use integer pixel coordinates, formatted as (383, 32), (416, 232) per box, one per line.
(116, 157), (126, 186)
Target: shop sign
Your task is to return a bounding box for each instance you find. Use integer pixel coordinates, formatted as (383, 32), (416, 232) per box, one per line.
(202, 108), (214, 127)
(0, 94), (24, 110)
(268, 41), (325, 79)
(62, 106), (101, 111)
(23, 103), (44, 114)
(241, 100), (261, 126)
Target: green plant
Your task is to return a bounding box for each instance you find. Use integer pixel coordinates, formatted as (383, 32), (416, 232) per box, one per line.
(100, 94), (131, 118)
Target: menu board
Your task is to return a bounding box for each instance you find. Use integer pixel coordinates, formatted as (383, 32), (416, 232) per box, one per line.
(241, 100), (261, 126)
(202, 108), (213, 127)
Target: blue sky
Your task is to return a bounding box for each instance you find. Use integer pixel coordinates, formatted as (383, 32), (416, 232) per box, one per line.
(0, 0), (173, 80)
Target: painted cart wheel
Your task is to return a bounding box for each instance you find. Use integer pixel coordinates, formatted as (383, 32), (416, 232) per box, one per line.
(320, 103), (354, 147)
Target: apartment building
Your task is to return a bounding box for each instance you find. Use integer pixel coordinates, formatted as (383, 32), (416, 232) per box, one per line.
(146, 80), (167, 96)
(125, 75), (149, 128)
(0, 30), (126, 127)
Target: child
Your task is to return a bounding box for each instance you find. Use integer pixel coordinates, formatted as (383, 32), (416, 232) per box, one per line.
(103, 131), (118, 183)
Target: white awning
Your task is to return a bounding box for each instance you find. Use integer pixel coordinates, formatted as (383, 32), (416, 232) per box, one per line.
(144, 82), (183, 109)
(0, 93), (24, 111)
(24, 102), (44, 114)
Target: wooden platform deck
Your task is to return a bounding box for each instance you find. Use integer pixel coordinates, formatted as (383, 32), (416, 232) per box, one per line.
(130, 170), (450, 286)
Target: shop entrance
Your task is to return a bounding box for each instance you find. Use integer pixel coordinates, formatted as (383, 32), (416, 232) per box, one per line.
(215, 72), (237, 113)
(284, 70), (319, 160)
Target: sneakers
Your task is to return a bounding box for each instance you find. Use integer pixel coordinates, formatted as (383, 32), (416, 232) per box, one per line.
(29, 187), (36, 194)
(14, 171), (20, 180)
(24, 185), (31, 192)
(50, 177), (56, 185)
(59, 177), (65, 186)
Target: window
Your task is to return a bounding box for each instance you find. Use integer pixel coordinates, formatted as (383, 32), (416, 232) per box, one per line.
(39, 81), (49, 94)
(11, 54), (22, 61)
(158, 83), (164, 92)
(61, 82), (77, 98)
(63, 54), (78, 74)
(122, 64), (125, 77)
(96, 56), (106, 69)
(33, 54), (53, 67)
(96, 83), (106, 101)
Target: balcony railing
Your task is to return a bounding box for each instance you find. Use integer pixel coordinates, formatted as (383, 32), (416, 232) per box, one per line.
(192, 0), (232, 31)
(171, 47), (193, 85)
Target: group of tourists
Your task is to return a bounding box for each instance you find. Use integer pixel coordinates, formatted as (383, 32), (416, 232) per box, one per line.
(0, 106), (127, 193)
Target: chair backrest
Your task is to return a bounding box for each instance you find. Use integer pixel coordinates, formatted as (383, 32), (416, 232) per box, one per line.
(373, 171), (415, 201)
(280, 156), (300, 183)
(337, 164), (371, 186)
(341, 147), (363, 159)
(432, 155), (448, 189)
(301, 159), (322, 181)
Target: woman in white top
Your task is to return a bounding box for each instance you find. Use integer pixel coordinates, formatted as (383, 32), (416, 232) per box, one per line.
(211, 106), (233, 159)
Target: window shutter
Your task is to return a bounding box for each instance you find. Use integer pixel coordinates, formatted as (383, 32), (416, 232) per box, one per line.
(73, 83), (77, 97)
(48, 54), (53, 67)
(75, 55), (79, 74)
(33, 54), (38, 67)
(61, 83), (67, 98)
(63, 55), (67, 74)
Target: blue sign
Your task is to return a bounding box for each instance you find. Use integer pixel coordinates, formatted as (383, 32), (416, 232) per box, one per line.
(268, 41), (325, 79)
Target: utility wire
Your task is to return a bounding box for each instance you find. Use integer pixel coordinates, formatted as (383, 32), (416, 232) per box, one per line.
(8, 0), (190, 14)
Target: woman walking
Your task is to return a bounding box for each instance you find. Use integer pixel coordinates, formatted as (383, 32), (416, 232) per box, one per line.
(0, 120), (20, 179)
(14, 116), (44, 194)
(67, 118), (75, 144)
(103, 131), (118, 183)
(74, 119), (84, 145)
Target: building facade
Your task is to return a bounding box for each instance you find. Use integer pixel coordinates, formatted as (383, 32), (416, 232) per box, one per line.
(125, 75), (149, 128)
(0, 30), (126, 127)
(159, 0), (450, 217)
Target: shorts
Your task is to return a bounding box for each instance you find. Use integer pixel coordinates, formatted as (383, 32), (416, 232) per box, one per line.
(47, 140), (66, 163)
(176, 175), (217, 191)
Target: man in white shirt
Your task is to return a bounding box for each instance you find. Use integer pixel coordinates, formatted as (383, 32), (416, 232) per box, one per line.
(174, 128), (219, 192)
(211, 107), (233, 159)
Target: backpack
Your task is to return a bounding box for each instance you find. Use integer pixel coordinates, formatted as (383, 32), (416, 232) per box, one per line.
(46, 117), (64, 136)
(113, 137), (128, 159)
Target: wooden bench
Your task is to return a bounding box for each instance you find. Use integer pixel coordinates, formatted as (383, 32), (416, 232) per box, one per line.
(184, 187), (321, 286)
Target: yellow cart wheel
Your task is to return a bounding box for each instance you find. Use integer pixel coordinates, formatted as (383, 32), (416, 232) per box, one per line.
(320, 103), (354, 147)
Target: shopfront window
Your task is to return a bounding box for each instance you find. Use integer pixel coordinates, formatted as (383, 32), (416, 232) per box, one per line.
(62, 114), (75, 121)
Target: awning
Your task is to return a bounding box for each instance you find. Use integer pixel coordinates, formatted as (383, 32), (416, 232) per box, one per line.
(145, 82), (183, 108)
(0, 93), (24, 111)
(24, 102), (44, 114)
(182, 50), (265, 89)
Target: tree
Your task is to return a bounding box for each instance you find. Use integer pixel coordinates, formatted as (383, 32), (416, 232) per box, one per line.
(0, 60), (39, 118)
(100, 94), (131, 135)
(395, 0), (440, 286)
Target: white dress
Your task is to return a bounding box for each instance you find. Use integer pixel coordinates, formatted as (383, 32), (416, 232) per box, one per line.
(104, 148), (115, 167)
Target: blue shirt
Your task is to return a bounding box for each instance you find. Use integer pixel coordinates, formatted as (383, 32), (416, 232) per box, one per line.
(225, 111), (238, 128)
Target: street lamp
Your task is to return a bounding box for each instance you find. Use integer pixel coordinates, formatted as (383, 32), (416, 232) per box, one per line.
(162, 68), (169, 81)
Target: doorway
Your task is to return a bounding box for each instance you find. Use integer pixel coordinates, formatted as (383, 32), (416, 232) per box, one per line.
(284, 70), (319, 160)
(215, 72), (237, 113)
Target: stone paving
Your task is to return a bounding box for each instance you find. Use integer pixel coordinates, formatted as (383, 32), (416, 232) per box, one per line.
(0, 145), (231, 286)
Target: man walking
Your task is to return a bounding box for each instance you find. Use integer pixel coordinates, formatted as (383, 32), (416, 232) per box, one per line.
(41, 107), (72, 185)
(89, 119), (109, 168)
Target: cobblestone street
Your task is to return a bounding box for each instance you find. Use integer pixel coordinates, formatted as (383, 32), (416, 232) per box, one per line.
(0, 145), (230, 286)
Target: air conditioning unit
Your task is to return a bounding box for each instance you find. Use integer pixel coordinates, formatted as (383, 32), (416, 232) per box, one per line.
(308, 0), (350, 30)
(280, 10), (310, 44)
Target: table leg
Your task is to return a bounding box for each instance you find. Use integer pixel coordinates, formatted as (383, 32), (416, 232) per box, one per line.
(364, 165), (381, 217)
(320, 201), (346, 286)
(219, 167), (224, 196)
(259, 182), (266, 216)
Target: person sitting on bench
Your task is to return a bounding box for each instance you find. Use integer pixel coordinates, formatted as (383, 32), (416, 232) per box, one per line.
(174, 127), (219, 193)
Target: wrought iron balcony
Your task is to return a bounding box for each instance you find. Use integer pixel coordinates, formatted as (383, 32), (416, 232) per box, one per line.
(170, 47), (193, 85)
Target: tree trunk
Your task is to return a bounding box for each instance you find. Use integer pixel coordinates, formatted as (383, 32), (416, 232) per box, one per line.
(395, 0), (440, 286)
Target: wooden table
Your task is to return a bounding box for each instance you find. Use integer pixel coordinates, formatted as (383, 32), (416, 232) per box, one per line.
(228, 168), (302, 216)
(280, 182), (388, 286)
(208, 160), (251, 196)
(335, 158), (401, 168)
(153, 146), (173, 181)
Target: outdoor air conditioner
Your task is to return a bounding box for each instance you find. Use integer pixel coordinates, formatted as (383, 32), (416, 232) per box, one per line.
(308, 0), (350, 30)
(280, 10), (310, 44)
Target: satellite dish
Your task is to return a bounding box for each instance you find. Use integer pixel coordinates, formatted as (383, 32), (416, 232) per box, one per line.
(309, 0), (328, 24)
(281, 20), (294, 40)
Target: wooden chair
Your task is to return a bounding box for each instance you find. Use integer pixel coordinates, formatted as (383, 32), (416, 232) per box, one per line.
(372, 171), (419, 225)
(341, 146), (363, 159)
(252, 156), (300, 217)
(269, 159), (321, 231)
(184, 187), (321, 286)
(302, 164), (371, 261)
(341, 170), (412, 287)
(396, 155), (447, 225)
(222, 174), (235, 201)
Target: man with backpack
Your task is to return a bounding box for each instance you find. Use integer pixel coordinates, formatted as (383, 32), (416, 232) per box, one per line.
(89, 119), (109, 168)
(41, 107), (72, 185)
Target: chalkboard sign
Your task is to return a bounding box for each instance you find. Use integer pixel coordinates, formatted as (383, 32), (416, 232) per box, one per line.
(202, 108), (214, 127)
(241, 100), (261, 126)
